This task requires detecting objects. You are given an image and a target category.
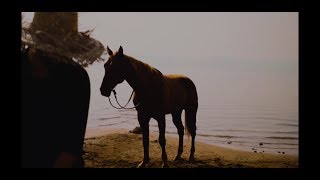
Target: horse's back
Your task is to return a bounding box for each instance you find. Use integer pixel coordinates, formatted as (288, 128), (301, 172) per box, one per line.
(164, 74), (190, 92)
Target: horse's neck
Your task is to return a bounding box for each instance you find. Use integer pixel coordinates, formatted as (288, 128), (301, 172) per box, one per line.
(125, 56), (163, 93)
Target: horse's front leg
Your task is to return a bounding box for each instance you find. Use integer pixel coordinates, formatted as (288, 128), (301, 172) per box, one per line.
(155, 115), (169, 168)
(137, 112), (151, 168)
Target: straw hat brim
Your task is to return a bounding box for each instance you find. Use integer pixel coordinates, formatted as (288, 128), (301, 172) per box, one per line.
(21, 21), (105, 67)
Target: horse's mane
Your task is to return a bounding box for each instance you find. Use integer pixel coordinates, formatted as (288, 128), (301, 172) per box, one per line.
(125, 55), (163, 79)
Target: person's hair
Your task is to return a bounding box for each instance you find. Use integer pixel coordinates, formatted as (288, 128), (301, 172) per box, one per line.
(22, 12), (105, 67)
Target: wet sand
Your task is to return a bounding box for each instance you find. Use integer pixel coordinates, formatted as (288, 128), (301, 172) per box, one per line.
(83, 128), (298, 168)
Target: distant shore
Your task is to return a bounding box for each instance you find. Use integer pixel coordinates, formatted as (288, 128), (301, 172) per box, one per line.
(83, 127), (298, 168)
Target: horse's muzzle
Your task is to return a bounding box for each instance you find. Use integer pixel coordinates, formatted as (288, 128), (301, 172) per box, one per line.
(100, 89), (111, 97)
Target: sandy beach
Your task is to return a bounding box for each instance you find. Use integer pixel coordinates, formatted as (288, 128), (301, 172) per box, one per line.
(83, 128), (298, 168)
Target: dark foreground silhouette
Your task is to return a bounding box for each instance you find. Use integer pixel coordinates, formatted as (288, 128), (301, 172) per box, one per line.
(21, 48), (90, 167)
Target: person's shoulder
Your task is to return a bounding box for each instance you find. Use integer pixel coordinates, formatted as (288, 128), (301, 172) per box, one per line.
(53, 60), (88, 77)
(69, 61), (88, 76)
(67, 61), (90, 83)
(48, 60), (90, 88)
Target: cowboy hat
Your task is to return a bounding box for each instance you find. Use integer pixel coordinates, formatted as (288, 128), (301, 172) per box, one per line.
(21, 12), (105, 67)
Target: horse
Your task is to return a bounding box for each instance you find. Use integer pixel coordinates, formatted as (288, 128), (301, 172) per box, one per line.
(100, 46), (198, 168)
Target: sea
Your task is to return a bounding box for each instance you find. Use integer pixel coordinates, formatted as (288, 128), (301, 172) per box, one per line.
(85, 55), (298, 155)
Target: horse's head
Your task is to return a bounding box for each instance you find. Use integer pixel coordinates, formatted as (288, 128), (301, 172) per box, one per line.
(100, 46), (129, 97)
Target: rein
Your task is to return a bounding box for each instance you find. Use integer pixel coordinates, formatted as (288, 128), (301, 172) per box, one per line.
(108, 89), (140, 109)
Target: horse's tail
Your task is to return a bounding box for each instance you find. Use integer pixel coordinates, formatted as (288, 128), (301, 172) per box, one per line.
(183, 77), (198, 140)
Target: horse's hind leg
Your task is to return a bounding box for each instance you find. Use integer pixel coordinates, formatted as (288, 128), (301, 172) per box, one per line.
(172, 110), (184, 161)
(185, 109), (197, 162)
(155, 115), (169, 168)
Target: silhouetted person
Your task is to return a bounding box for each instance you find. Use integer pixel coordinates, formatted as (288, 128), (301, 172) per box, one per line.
(21, 12), (104, 168)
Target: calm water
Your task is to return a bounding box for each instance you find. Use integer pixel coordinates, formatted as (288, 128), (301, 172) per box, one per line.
(85, 55), (298, 155)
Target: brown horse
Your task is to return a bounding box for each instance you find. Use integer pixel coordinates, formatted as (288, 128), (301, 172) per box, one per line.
(100, 46), (198, 168)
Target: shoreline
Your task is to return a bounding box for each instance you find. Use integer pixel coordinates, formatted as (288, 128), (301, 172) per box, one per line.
(85, 127), (130, 138)
(84, 127), (298, 168)
(85, 127), (298, 156)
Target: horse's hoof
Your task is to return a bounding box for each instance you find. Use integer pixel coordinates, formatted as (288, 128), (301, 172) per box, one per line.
(173, 156), (182, 162)
(188, 156), (195, 163)
(162, 162), (169, 168)
(137, 161), (149, 168)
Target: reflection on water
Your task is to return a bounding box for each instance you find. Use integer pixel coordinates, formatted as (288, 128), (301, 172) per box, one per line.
(86, 57), (298, 155)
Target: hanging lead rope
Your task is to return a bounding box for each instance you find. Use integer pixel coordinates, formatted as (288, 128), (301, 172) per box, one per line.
(108, 89), (140, 109)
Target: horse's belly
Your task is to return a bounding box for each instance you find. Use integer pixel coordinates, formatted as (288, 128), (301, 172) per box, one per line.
(136, 95), (182, 115)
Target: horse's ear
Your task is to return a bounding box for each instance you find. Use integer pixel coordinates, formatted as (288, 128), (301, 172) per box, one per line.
(118, 46), (123, 56)
(107, 46), (113, 56)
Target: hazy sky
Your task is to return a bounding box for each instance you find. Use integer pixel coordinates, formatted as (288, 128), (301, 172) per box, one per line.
(23, 12), (298, 62)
